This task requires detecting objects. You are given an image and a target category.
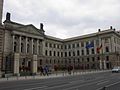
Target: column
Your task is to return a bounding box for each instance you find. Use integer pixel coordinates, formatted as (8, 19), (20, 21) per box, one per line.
(31, 55), (37, 74)
(12, 35), (15, 52)
(103, 60), (107, 69)
(111, 36), (115, 52)
(14, 53), (20, 75)
(99, 60), (102, 69)
(25, 37), (28, 53)
(36, 39), (39, 55)
(19, 36), (21, 53)
(31, 38), (33, 54)
(41, 40), (45, 56)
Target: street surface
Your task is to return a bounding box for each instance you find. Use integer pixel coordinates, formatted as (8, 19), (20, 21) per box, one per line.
(0, 71), (120, 90)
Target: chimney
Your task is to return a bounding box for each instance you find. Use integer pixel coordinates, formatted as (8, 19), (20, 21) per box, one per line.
(40, 23), (44, 30)
(98, 29), (101, 32)
(6, 12), (11, 21)
(110, 26), (113, 29)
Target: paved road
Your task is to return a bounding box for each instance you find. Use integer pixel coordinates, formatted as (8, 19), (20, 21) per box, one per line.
(0, 71), (120, 90)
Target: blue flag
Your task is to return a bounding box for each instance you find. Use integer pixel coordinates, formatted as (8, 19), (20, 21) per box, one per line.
(85, 42), (94, 49)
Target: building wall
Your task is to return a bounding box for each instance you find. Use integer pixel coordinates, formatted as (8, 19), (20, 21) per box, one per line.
(0, 25), (4, 72)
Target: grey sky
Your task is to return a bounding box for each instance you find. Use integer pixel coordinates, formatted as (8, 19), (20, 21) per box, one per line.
(3, 0), (120, 39)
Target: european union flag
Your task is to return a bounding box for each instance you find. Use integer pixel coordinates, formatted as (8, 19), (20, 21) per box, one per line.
(85, 42), (94, 49)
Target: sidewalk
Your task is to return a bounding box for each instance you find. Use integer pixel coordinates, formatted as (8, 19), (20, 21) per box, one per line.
(0, 70), (111, 82)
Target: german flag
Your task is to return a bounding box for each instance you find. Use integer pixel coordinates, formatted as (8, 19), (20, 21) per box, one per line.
(96, 44), (102, 53)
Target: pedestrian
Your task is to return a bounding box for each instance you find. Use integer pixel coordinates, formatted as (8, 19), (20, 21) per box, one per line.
(44, 66), (49, 76)
(40, 66), (44, 76)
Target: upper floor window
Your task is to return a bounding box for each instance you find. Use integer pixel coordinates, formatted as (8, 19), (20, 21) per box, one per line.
(105, 46), (109, 52)
(106, 56), (109, 61)
(77, 43), (79, 47)
(81, 42), (84, 47)
(65, 45), (67, 49)
(77, 50), (80, 56)
(91, 48), (95, 54)
(81, 49), (84, 55)
(45, 42), (48, 47)
(86, 49), (89, 55)
(65, 52), (67, 57)
(69, 51), (71, 56)
(72, 44), (75, 48)
(68, 44), (71, 49)
(45, 50), (48, 56)
(49, 43), (52, 48)
(14, 42), (17, 52)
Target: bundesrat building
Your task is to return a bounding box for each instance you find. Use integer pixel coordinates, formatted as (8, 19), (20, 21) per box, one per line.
(0, 0), (120, 76)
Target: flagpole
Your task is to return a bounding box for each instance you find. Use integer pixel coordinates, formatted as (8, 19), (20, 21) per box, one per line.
(97, 29), (102, 70)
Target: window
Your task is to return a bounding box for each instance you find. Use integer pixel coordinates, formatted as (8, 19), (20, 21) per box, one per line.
(21, 43), (24, 53)
(69, 52), (71, 56)
(86, 49), (89, 55)
(61, 52), (63, 57)
(72, 44), (75, 48)
(92, 57), (95, 62)
(81, 42), (84, 47)
(49, 51), (52, 56)
(77, 43), (79, 47)
(54, 44), (56, 48)
(82, 49), (84, 55)
(73, 51), (75, 56)
(106, 56), (109, 61)
(77, 50), (80, 56)
(91, 48), (94, 54)
(45, 50), (48, 56)
(87, 58), (89, 62)
(33, 45), (35, 54)
(14, 42), (17, 52)
(65, 45), (67, 49)
(57, 52), (60, 57)
(40, 59), (42, 65)
(45, 42), (48, 47)
(68, 44), (71, 49)
(65, 52), (67, 57)
(106, 46), (109, 52)
(54, 51), (56, 56)
(97, 57), (100, 60)
(49, 43), (52, 48)
(27, 44), (29, 53)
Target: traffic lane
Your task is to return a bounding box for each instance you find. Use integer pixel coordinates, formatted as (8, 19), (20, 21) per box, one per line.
(38, 73), (120, 90)
(0, 72), (112, 90)
(23, 72), (115, 90)
(61, 73), (120, 90)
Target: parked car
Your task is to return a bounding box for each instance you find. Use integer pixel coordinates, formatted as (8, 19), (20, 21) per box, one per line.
(112, 66), (120, 73)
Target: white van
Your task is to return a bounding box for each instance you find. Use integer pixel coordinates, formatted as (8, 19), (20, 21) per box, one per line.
(112, 66), (120, 73)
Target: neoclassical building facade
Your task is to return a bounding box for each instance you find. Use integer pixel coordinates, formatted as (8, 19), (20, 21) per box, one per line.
(0, 0), (120, 76)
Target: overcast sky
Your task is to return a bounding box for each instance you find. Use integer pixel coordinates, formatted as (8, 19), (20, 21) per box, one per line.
(3, 0), (120, 39)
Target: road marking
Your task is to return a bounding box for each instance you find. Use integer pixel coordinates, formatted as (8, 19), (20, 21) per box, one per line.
(105, 80), (120, 87)
(97, 80), (109, 85)
(24, 86), (48, 90)
(70, 80), (84, 84)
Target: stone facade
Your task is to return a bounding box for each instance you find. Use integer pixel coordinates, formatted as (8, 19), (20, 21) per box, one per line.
(0, 0), (120, 76)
